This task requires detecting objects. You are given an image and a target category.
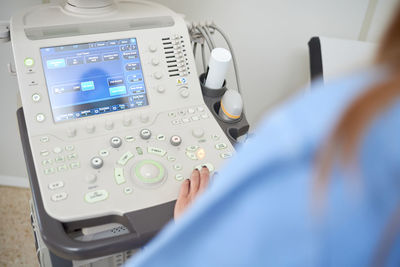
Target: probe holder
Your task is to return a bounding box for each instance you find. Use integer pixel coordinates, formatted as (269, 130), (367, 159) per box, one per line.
(199, 73), (249, 145)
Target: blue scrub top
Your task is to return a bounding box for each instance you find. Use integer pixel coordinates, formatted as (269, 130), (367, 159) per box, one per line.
(127, 70), (400, 266)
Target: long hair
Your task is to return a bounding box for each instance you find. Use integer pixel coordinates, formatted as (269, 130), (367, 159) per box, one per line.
(316, 3), (400, 265)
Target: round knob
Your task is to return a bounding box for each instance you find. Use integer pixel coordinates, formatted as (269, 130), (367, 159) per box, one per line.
(91, 157), (103, 169)
(151, 58), (160, 66)
(86, 123), (95, 133)
(67, 127), (77, 137)
(110, 136), (122, 148)
(134, 160), (165, 184)
(170, 135), (182, 146)
(192, 128), (204, 138)
(140, 129), (152, 140)
(156, 86), (165, 94)
(140, 114), (149, 123)
(123, 116), (132, 127)
(180, 88), (189, 98)
(149, 45), (157, 52)
(154, 72), (163, 80)
(105, 120), (114, 130)
(86, 173), (97, 183)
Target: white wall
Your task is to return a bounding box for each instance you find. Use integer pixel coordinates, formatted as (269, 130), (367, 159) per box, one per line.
(0, 0), (397, 182)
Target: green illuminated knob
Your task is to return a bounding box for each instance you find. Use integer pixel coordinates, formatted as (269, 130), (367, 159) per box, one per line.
(24, 57), (34, 67)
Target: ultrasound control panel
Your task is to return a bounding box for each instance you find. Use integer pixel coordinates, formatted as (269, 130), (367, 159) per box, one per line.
(11, 1), (234, 222)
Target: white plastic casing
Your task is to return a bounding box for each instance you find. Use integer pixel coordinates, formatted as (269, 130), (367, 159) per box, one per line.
(204, 48), (232, 89)
(10, 0), (235, 222)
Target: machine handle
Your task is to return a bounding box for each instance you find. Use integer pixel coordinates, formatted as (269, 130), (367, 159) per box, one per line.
(17, 108), (175, 260)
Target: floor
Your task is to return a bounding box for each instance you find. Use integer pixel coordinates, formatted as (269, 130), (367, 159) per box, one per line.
(0, 186), (38, 267)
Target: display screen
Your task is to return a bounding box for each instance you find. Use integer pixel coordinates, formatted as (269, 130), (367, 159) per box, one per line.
(40, 38), (148, 122)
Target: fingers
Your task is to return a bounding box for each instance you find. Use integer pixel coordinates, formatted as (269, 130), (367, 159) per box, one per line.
(199, 167), (210, 193)
(189, 169), (200, 198)
(178, 178), (190, 199)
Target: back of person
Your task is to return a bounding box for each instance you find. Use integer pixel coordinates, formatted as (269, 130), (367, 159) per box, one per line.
(127, 4), (400, 267)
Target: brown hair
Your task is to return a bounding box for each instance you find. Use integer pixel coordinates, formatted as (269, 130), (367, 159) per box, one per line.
(316, 3), (400, 265)
(317, 4), (400, 186)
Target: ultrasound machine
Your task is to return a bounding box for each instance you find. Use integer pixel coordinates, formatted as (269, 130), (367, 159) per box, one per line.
(8, 0), (249, 265)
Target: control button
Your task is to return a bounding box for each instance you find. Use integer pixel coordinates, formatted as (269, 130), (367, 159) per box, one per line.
(32, 93), (41, 102)
(105, 120), (114, 130)
(48, 181), (64, 190)
(44, 167), (55, 175)
(170, 135), (182, 146)
(40, 150), (49, 157)
(178, 110), (186, 116)
(215, 143), (228, 150)
(123, 116), (132, 127)
(154, 72), (163, 80)
(24, 57), (34, 67)
(140, 129), (152, 140)
(110, 136), (122, 148)
(197, 106), (205, 112)
(86, 123), (96, 134)
(201, 114), (209, 119)
(85, 190), (109, 203)
(40, 136), (49, 143)
(191, 116), (200, 121)
(188, 108), (195, 114)
(196, 148), (206, 160)
(136, 146), (144, 155)
(156, 86), (165, 93)
(220, 152), (233, 159)
(211, 134), (220, 141)
(171, 119), (181, 125)
(114, 167), (126, 184)
(65, 145), (74, 151)
(195, 163), (215, 172)
(57, 164), (68, 172)
(182, 118), (191, 123)
(140, 114), (150, 123)
(70, 162), (81, 169)
(151, 58), (160, 66)
(175, 174), (184, 181)
(66, 127), (77, 138)
(192, 128), (204, 138)
(55, 156), (65, 163)
(36, 113), (45, 122)
(86, 174), (97, 183)
(167, 156), (176, 162)
(124, 187), (133, 194)
(42, 159), (53, 166)
(186, 152), (198, 160)
(53, 147), (62, 154)
(173, 164), (183, 171)
(99, 149), (109, 157)
(91, 157), (103, 169)
(135, 160), (165, 184)
(186, 145), (199, 152)
(168, 112), (176, 117)
(180, 88), (189, 98)
(125, 136), (135, 142)
(67, 153), (78, 160)
(156, 134), (166, 141)
(149, 45), (157, 52)
(51, 192), (68, 202)
(118, 151), (134, 166)
(148, 147), (166, 157)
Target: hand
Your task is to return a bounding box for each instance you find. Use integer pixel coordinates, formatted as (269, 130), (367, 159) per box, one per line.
(174, 167), (210, 220)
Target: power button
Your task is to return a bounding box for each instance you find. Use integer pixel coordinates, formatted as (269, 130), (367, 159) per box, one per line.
(24, 57), (34, 67)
